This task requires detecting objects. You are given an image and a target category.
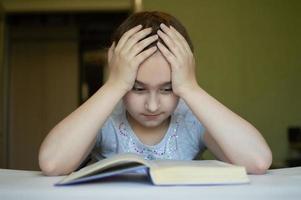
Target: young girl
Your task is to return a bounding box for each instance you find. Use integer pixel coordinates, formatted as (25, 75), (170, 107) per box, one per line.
(39, 11), (272, 176)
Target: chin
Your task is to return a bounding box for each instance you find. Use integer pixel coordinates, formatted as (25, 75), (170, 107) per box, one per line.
(138, 119), (165, 128)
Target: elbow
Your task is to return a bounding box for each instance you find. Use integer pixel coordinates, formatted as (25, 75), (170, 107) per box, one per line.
(39, 150), (70, 176)
(39, 158), (72, 176)
(247, 149), (273, 174)
(39, 154), (61, 176)
(39, 159), (61, 176)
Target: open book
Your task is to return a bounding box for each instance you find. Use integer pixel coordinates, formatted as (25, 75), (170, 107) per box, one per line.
(55, 153), (249, 186)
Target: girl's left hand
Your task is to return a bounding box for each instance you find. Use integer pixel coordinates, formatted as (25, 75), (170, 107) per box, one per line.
(157, 23), (198, 96)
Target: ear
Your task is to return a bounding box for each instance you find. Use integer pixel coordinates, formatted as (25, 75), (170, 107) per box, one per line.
(107, 42), (115, 64)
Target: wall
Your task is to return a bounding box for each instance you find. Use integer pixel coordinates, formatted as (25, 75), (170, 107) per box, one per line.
(144, 0), (301, 166)
(0, 3), (5, 167)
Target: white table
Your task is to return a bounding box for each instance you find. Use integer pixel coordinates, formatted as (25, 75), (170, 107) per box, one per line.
(1, 167), (301, 200)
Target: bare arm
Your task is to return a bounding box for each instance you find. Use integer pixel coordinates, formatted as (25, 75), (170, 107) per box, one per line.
(157, 23), (272, 174)
(38, 83), (126, 176)
(180, 87), (272, 174)
(39, 25), (158, 176)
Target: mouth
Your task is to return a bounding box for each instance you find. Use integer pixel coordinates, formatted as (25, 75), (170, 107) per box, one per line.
(142, 113), (162, 119)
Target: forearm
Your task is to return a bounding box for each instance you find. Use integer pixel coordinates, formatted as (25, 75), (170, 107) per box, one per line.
(39, 83), (126, 175)
(155, 24), (271, 173)
(179, 85), (272, 172)
(39, 25), (160, 176)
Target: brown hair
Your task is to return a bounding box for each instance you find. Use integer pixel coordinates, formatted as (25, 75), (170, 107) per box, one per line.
(111, 11), (194, 52)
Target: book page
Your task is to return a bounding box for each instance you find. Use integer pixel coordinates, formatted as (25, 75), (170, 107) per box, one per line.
(58, 153), (151, 184)
(149, 159), (235, 168)
(147, 160), (249, 185)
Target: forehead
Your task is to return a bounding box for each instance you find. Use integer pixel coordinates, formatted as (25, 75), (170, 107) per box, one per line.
(136, 51), (171, 86)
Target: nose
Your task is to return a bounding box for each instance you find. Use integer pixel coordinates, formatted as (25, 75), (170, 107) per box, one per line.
(145, 92), (160, 113)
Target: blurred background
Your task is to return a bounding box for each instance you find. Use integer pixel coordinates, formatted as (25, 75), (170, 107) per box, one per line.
(0, 0), (300, 171)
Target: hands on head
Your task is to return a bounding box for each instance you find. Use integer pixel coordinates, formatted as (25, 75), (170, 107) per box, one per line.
(107, 24), (198, 96)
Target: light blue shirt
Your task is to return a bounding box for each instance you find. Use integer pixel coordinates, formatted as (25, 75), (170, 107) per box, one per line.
(92, 99), (206, 161)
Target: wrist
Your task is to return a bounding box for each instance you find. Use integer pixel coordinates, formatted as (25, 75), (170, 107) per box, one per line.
(175, 81), (199, 97)
(178, 84), (208, 105)
(103, 81), (130, 96)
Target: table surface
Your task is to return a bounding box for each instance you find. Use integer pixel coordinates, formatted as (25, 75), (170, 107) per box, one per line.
(1, 167), (301, 200)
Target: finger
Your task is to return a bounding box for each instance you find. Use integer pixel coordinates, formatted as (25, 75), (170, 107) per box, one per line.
(134, 46), (157, 66)
(157, 29), (183, 59)
(170, 25), (191, 54)
(157, 41), (178, 68)
(122, 27), (153, 53)
(115, 24), (142, 52)
(159, 23), (186, 56)
(128, 34), (158, 57)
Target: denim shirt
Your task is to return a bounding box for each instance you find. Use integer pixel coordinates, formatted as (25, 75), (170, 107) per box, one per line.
(92, 99), (206, 161)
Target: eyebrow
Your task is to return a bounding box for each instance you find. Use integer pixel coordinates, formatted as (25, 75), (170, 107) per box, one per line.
(134, 80), (171, 87)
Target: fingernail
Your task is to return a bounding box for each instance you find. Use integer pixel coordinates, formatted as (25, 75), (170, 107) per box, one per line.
(160, 23), (167, 29)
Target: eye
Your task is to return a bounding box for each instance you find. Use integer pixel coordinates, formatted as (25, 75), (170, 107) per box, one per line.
(160, 88), (173, 94)
(132, 86), (146, 93)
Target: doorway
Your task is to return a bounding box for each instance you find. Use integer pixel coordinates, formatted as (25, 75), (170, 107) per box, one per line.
(6, 11), (129, 170)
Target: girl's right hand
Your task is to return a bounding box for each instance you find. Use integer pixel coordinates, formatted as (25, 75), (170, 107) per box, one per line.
(106, 25), (158, 92)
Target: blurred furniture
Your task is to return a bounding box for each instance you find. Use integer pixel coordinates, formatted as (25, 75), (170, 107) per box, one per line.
(287, 127), (301, 167)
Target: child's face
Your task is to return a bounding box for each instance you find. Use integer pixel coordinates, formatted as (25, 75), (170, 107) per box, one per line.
(123, 51), (179, 128)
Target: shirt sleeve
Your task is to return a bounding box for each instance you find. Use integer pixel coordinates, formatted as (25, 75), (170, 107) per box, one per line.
(176, 99), (207, 153)
(184, 109), (206, 151)
(92, 117), (115, 160)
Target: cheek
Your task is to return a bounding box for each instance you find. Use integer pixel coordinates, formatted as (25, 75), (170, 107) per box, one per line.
(123, 93), (131, 105)
(123, 93), (144, 110)
(162, 95), (179, 111)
